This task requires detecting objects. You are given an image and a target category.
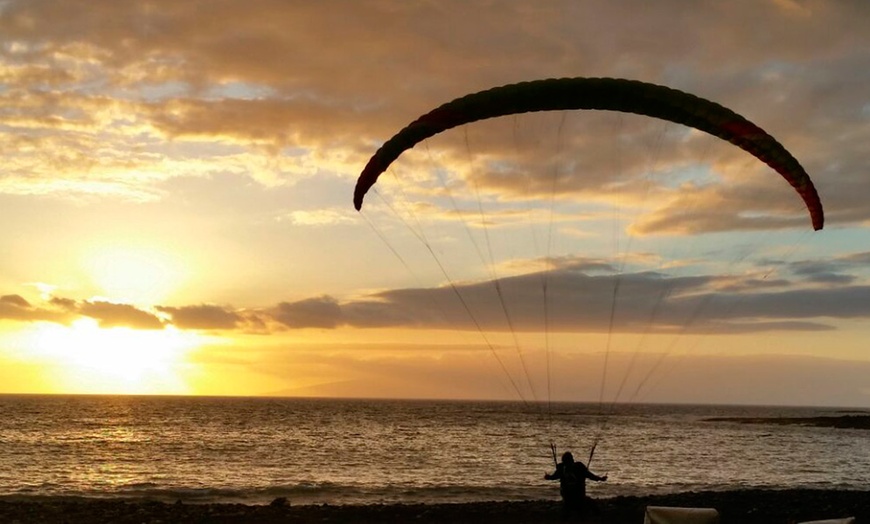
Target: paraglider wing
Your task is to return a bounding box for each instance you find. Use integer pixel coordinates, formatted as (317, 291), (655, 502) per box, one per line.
(353, 77), (823, 231)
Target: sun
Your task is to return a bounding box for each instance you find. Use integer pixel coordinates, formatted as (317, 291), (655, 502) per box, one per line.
(23, 318), (206, 394)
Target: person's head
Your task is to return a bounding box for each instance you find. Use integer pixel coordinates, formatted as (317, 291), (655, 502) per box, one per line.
(561, 451), (574, 464)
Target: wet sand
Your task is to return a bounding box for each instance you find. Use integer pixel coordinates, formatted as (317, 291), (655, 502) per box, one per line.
(1, 489), (868, 523)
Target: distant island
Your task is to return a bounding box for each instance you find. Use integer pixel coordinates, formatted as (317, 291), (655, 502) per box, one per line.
(705, 414), (870, 430)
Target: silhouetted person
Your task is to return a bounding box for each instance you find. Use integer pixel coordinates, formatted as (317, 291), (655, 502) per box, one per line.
(545, 451), (607, 517)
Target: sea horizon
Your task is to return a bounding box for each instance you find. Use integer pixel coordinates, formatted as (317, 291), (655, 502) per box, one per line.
(3, 391), (868, 411)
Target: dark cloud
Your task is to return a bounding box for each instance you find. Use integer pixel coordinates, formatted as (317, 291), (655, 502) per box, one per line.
(48, 296), (77, 309)
(77, 300), (165, 330)
(1, 294), (30, 308)
(717, 277), (791, 293)
(780, 251), (870, 285)
(3, 242), (868, 336)
(343, 269), (711, 333)
(144, 251), (870, 334)
(694, 320), (834, 333)
(841, 252), (870, 265)
(44, 297), (164, 329)
(337, 270), (868, 334)
(249, 260), (868, 334)
(2, 294), (256, 332)
(156, 304), (241, 330)
(272, 296), (344, 329)
(708, 285), (870, 321)
(0, 294), (73, 323)
(794, 272), (855, 285)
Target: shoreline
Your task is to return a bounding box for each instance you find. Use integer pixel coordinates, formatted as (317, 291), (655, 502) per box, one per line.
(1, 489), (868, 523)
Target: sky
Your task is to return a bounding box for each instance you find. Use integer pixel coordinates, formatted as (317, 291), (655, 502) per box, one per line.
(1, 0), (869, 406)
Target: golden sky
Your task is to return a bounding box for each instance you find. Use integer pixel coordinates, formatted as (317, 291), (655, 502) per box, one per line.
(1, 0), (869, 406)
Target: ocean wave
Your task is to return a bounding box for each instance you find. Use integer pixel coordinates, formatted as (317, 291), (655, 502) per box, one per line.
(1, 397), (868, 506)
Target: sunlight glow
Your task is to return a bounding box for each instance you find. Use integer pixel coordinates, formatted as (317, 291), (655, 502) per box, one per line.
(24, 319), (206, 394)
(82, 245), (188, 305)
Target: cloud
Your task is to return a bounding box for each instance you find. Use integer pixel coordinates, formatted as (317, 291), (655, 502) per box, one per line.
(784, 251), (870, 285)
(1, 294), (30, 308)
(710, 285), (870, 321)
(1, 1), (868, 232)
(257, 254), (870, 334)
(1, 1), (869, 360)
(46, 297), (164, 329)
(156, 304), (241, 330)
(3, 295), (166, 329)
(1, 244), (867, 338)
(0, 294), (74, 323)
(76, 300), (165, 330)
(271, 296), (344, 329)
(2, 293), (256, 332)
(629, 182), (818, 235)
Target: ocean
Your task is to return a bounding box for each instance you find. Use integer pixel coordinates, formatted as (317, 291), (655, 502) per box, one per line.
(0, 395), (867, 505)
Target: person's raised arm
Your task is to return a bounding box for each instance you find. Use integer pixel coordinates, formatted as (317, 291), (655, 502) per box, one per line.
(544, 465), (562, 481)
(588, 470), (607, 482)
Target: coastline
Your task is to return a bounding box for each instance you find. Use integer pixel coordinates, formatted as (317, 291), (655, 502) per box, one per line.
(1, 489), (868, 523)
